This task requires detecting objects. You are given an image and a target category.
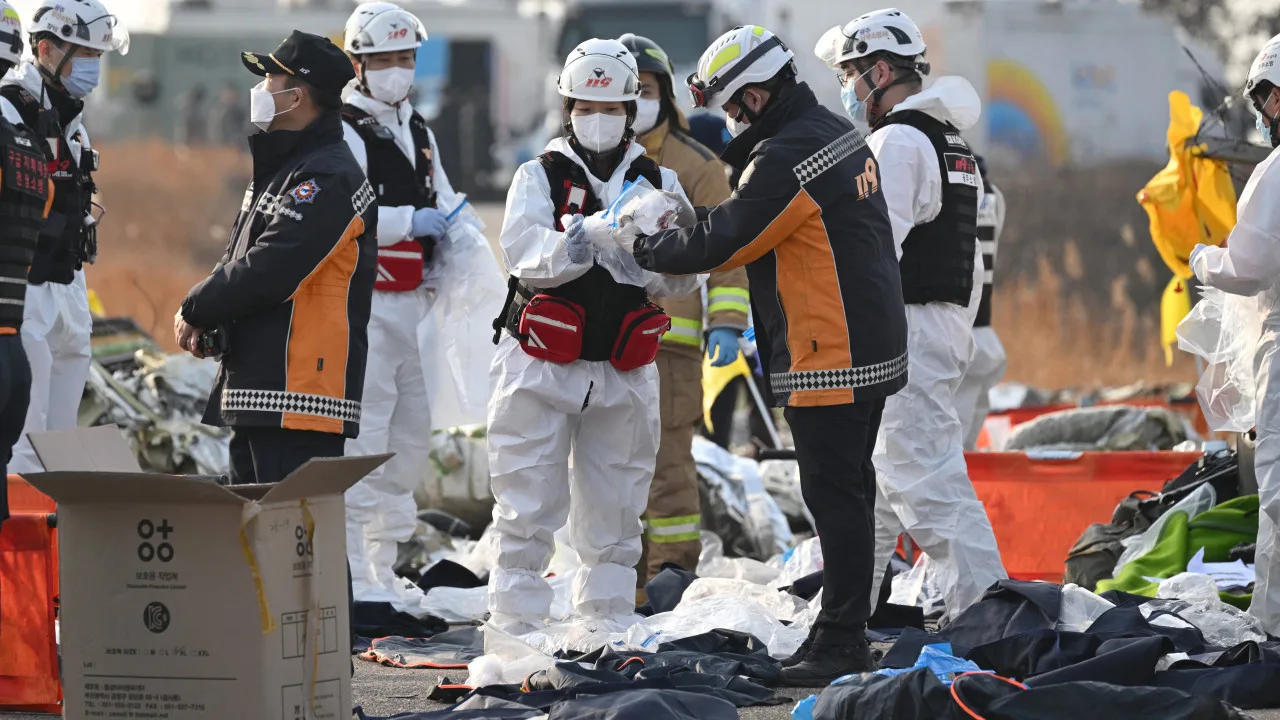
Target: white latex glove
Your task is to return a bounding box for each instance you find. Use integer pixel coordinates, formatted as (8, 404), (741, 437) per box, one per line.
(560, 214), (591, 264)
(582, 212), (614, 250)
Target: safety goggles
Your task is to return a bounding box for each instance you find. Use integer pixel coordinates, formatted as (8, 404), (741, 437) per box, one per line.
(687, 35), (785, 109)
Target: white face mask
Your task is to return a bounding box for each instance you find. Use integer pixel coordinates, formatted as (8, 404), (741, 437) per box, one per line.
(249, 81), (299, 132)
(364, 67), (415, 105)
(633, 98), (662, 136)
(571, 112), (628, 153)
(725, 114), (748, 138)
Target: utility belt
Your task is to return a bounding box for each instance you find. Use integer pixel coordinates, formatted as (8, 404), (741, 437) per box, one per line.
(492, 275), (670, 372)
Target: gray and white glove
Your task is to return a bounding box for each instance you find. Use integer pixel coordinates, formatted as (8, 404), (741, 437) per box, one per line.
(561, 214), (591, 264)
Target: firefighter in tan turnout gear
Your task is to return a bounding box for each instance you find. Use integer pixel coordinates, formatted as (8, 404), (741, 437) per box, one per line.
(618, 33), (750, 584)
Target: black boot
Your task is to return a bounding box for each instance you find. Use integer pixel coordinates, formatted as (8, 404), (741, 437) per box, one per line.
(780, 634), (814, 668)
(779, 637), (877, 686)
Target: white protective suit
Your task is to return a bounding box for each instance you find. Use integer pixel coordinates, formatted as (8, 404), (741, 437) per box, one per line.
(955, 184), (1009, 449)
(341, 86), (463, 607)
(487, 136), (705, 632)
(865, 77), (1008, 620)
(1191, 143), (1280, 635)
(2, 62), (93, 474)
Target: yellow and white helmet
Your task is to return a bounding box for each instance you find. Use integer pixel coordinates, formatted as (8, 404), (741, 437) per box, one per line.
(557, 38), (640, 101)
(0, 2), (22, 66)
(344, 2), (426, 55)
(29, 0), (128, 54)
(688, 26), (794, 109)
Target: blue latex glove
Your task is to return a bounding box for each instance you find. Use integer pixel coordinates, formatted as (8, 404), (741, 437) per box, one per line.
(706, 328), (742, 367)
(411, 207), (448, 240)
(563, 214), (590, 264)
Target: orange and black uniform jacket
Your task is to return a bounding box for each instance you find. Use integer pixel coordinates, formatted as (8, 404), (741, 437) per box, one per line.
(181, 112), (378, 437)
(634, 83), (908, 408)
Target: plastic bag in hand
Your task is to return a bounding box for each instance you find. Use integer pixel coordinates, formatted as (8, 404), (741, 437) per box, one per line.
(603, 178), (696, 252)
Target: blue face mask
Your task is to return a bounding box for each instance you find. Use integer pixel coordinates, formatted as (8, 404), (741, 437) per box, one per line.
(61, 56), (101, 99)
(841, 84), (866, 124)
(1259, 113), (1274, 146)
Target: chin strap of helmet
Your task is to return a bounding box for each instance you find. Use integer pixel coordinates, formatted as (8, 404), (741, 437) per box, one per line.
(865, 57), (929, 127)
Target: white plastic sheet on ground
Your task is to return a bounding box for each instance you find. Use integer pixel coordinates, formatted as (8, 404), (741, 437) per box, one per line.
(759, 458), (815, 532)
(697, 531), (781, 585)
(1186, 547), (1256, 590)
(890, 553), (946, 618)
(769, 536), (824, 589)
(1177, 286), (1264, 432)
(420, 196), (506, 430)
(1155, 572), (1267, 647)
(1112, 482), (1217, 577)
(1057, 583), (1116, 633)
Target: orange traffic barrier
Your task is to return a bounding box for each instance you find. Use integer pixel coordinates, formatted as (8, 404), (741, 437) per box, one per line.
(966, 451), (1199, 582)
(7, 475), (57, 604)
(0, 510), (61, 713)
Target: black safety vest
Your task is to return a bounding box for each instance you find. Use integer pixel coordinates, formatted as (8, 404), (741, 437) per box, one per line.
(879, 110), (978, 307)
(340, 104), (436, 209)
(498, 150), (661, 361)
(0, 84), (95, 286)
(0, 116), (51, 329)
(975, 179), (999, 327)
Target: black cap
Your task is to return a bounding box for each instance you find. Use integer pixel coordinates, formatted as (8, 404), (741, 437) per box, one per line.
(242, 30), (355, 99)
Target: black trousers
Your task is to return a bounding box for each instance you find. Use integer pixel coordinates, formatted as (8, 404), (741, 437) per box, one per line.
(785, 399), (884, 644)
(0, 334), (32, 526)
(226, 425), (356, 663)
(227, 426), (346, 485)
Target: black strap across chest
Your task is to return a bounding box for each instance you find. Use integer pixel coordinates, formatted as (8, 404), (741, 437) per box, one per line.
(341, 104), (436, 209)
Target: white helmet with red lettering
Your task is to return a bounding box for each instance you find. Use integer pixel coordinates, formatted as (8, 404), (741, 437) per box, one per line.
(557, 38), (641, 101)
(344, 2), (426, 55)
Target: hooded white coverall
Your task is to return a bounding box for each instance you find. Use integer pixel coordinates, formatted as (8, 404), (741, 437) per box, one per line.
(865, 77), (1008, 620)
(1191, 143), (1280, 635)
(1, 62), (93, 475)
(341, 87), (462, 608)
(954, 184), (1009, 449)
(487, 136), (704, 633)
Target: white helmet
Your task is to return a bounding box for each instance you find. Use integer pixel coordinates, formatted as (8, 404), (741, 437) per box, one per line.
(0, 2), (23, 67)
(689, 25), (794, 109)
(815, 8), (927, 73)
(557, 38), (640, 101)
(1245, 33), (1280, 102)
(29, 0), (128, 54)
(344, 2), (425, 55)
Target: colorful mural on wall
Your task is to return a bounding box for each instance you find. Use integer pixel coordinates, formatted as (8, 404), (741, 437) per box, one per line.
(986, 58), (1070, 166)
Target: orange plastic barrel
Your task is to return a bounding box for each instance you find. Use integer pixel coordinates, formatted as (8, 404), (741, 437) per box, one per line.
(0, 510), (61, 713)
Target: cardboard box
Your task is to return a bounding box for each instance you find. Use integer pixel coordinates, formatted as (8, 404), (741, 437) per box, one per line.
(23, 426), (389, 720)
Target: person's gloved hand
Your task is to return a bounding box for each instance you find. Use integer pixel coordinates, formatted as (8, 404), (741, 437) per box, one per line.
(562, 214), (591, 264)
(411, 207), (448, 240)
(1189, 243), (1208, 280)
(706, 327), (742, 367)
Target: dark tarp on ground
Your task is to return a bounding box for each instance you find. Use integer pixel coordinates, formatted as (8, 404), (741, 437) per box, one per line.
(416, 559), (487, 592)
(636, 565), (698, 615)
(352, 601), (449, 640)
(559, 629), (782, 687)
(359, 627), (484, 668)
(811, 668), (1249, 720)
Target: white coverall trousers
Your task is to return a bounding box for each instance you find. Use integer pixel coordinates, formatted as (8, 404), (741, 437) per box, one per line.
(9, 270), (93, 474)
(954, 326), (1008, 450)
(869, 256), (1007, 621)
(345, 290), (434, 606)
(1251, 327), (1280, 634)
(485, 336), (660, 631)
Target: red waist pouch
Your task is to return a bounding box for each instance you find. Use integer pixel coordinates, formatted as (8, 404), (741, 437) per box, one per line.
(611, 303), (671, 372)
(518, 295), (586, 363)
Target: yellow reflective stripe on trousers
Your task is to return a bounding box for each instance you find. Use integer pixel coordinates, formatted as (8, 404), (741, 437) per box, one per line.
(646, 513), (702, 543)
(662, 316), (702, 346)
(707, 286), (750, 316)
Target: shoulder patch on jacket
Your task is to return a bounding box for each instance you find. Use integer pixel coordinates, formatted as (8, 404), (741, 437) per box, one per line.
(793, 130), (868, 185)
(670, 130), (717, 162)
(288, 179), (321, 204)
